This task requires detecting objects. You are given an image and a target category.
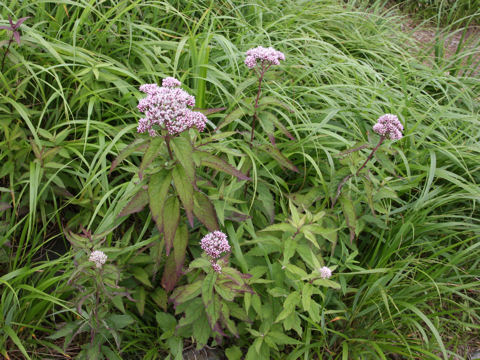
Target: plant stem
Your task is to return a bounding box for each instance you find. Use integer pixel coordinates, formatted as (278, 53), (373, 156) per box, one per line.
(355, 136), (385, 176)
(91, 273), (101, 346)
(164, 134), (174, 160)
(250, 62), (269, 148)
(1, 36), (13, 74)
(332, 136), (385, 207)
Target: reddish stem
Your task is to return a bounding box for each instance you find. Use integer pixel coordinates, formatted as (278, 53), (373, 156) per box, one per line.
(332, 136), (385, 207)
(355, 136), (385, 176)
(0, 36), (13, 74)
(164, 134), (174, 160)
(250, 62), (271, 147)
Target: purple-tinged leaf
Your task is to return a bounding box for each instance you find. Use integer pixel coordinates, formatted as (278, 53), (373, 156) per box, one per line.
(197, 151), (250, 181)
(193, 192), (219, 231)
(8, 16), (14, 28)
(170, 280), (203, 305)
(148, 169), (172, 233)
(13, 31), (20, 45)
(193, 107), (226, 115)
(163, 196), (179, 256)
(118, 189), (149, 217)
(173, 224), (188, 275)
(13, 17), (30, 29)
(161, 254), (178, 293)
(0, 26), (11, 31)
(172, 164), (194, 227)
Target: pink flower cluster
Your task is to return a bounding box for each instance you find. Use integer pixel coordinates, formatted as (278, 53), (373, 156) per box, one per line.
(89, 250), (107, 269)
(319, 266), (332, 279)
(137, 77), (207, 136)
(200, 231), (231, 273)
(373, 114), (403, 140)
(245, 46), (285, 69)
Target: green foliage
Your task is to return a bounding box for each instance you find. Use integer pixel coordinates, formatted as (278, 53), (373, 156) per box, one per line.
(0, 0), (479, 359)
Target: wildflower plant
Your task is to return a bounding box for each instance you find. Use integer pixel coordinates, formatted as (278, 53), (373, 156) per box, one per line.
(333, 114), (404, 206)
(110, 77), (250, 294)
(53, 229), (134, 359)
(169, 231), (253, 349)
(0, 15), (29, 72)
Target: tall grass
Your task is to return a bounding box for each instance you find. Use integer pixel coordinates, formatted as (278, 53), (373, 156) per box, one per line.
(0, 0), (479, 358)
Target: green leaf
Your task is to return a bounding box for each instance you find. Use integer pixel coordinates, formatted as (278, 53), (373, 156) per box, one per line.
(151, 288), (168, 310)
(193, 191), (219, 231)
(302, 283), (313, 312)
(156, 312), (177, 332)
(118, 189), (149, 217)
(108, 314), (134, 329)
(172, 164), (194, 226)
(202, 272), (217, 307)
(261, 223), (296, 233)
(148, 170), (172, 233)
(261, 144), (299, 173)
(197, 151), (250, 180)
(313, 278), (341, 289)
(275, 291), (300, 322)
(170, 280), (203, 306)
(216, 107), (248, 131)
(282, 236), (296, 266)
(132, 267), (152, 287)
(226, 346), (243, 360)
(110, 138), (148, 174)
(139, 137), (163, 179)
(193, 312), (211, 347)
(189, 257), (211, 269)
(163, 196), (180, 256)
(266, 331), (300, 345)
(135, 286), (146, 316)
(171, 136), (195, 183)
(257, 96), (295, 113)
(340, 195), (356, 243)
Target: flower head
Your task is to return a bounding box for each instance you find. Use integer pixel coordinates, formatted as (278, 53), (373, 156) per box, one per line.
(137, 77), (207, 136)
(373, 114), (403, 140)
(211, 261), (222, 273)
(245, 46), (285, 69)
(89, 250), (107, 269)
(200, 231), (231, 259)
(319, 266), (332, 279)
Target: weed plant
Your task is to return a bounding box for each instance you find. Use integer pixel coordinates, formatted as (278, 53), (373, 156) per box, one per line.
(0, 0), (479, 359)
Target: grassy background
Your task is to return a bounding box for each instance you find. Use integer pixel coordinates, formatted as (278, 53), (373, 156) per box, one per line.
(0, 0), (479, 358)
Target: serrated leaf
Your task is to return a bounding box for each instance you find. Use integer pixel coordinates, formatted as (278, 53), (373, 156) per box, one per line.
(198, 151), (250, 180)
(151, 288), (168, 310)
(149, 170), (172, 232)
(313, 278), (341, 289)
(189, 257), (211, 269)
(282, 236), (296, 266)
(110, 138), (148, 174)
(161, 252), (178, 293)
(261, 223), (296, 233)
(266, 331), (300, 345)
(163, 196), (180, 256)
(174, 224), (188, 274)
(275, 291), (300, 322)
(226, 346), (243, 360)
(156, 312), (177, 332)
(172, 164), (194, 226)
(257, 96), (295, 113)
(118, 189), (149, 217)
(108, 314), (134, 329)
(193, 312), (211, 347)
(193, 191), (219, 231)
(139, 137), (163, 179)
(261, 145), (299, 173)
(132, 267), (152, 287)
(302, 283), (313, 311)
(171, 136), (195, 184)
(170, 280), (203, 306)
(216, 107), (248, 131)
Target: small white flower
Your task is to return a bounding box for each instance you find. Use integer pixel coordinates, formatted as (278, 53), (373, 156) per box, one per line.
(89, 250), (107, 269)
(319, 266), (332, 279)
